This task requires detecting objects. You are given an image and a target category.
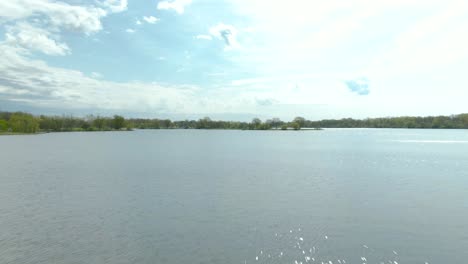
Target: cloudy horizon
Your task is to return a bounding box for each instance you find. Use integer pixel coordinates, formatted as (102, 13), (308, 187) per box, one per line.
(1, 0), (467, 121)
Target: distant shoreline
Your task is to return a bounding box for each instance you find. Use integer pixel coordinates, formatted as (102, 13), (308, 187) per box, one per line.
(0, 128), (324, 136)
(5, 126), (468, 136)
(1, 111), (467, 135)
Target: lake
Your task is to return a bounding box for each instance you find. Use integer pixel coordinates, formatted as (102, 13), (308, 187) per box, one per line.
(1, 129), (468, 264)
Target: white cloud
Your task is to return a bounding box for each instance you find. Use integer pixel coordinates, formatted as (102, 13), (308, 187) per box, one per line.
(227, 1), (449, 61)
(0, 85), (31, 96)
(1, 39), (467, 119)
(49, 6), (106, 35)
(0, 44), (202, 113)
(209, 23), (240, 50)
(5, 22), (70, 56)
(136, 19), (142, 25)
(1, 0), (468, 119)
(125, 28), (135, 33)
(157, 0), (192, 14)
(0, 0), (112, 62)
(0, 0), (107, 35)
(366, 0), (468, 78)
(143, 16), (160, 24)
(101, 0), (128, 13)
(0, 43), (329, 117)
(224, 0), (468, 106)
(90, 72), (102, 79)
(195, 34), (212, 40)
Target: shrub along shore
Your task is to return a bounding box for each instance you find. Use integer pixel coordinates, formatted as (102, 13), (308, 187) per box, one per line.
(1, 112), (468, 134)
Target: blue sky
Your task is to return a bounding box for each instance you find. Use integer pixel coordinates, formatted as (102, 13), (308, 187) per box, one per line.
(0, 0), (467, 121)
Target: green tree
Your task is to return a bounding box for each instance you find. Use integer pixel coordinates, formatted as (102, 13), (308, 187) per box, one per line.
(270, 117), (282, 129)
(251, 118), (262, 129)
(293, 116), (306, 128)
(0, 119), (8, 132)
(291, 122), (301, 130)
(161, 119), (172, 129)
(258, 122), (271, 130)
(459, 114), (468, 128)
(197, 117), (212, 129)
(93, 117), (106, 130)
(281, 124), (288, 130)
(9, 113), (39, 133)
(252, 118), (261, 125)
(112, 115), (125, 130)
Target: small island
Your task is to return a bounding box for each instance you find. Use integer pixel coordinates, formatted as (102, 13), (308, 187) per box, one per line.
(1, 111), (468, 135)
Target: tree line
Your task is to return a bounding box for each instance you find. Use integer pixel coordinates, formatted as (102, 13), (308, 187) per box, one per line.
(1, 111), (468, 134)
(306, 114), (468, 129)
(0, 112), (130, 133)
(129, 116), (308, 130)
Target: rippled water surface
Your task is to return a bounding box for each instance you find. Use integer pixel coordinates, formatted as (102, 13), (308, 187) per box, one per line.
(1, 129), (468, 263)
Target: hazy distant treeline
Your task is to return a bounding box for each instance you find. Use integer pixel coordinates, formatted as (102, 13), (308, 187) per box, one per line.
(131, 117), (299, 130)
(308, 114), (468, 129)
(1, 111), (468, 134)
(133, 114), (468, 130)
(0, 113), (306, 133)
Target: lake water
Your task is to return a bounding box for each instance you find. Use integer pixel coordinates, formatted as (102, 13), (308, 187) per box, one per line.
(1, 129), (468, 264)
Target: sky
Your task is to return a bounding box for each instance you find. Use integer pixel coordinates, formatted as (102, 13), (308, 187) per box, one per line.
(0, 0), (467, 121)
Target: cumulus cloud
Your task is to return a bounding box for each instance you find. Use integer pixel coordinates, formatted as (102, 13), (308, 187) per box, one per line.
(209, 23), (240, 50)
(0, 0), (116, 59)
(5, 22), (70, 56)
(125, 28), (135, 33)
(143, 16), (160, 24)
(0, 0), (129, 54)
(345, 78), (370, 95)
(157, 0), (192, 14)
(0, 0), (107, 35)
(101, 0), (128, 13)
(0, 43), (289, 116)
(48, 7), (106, 35)
(0, 44), (200, 113)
